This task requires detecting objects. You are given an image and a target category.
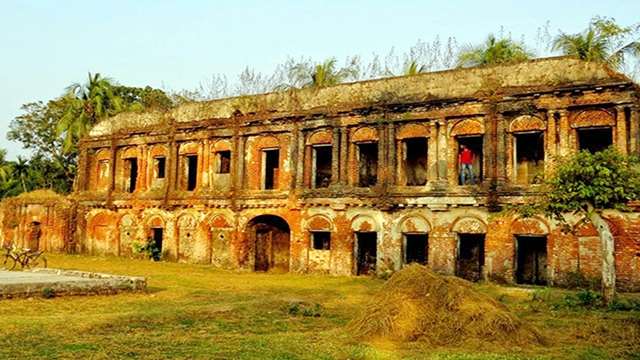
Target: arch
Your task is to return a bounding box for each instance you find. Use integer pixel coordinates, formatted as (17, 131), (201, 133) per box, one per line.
(396, 123), (430, 139)
(179, 142), (199, 155)
(145, 214), (166, 228)
(351, 126), (379, 143)
(571, 109), (615, 128)
(177, 213), (197, 228)
(213, 139), (231, 152)
(307, 130), (333, 145)
(121, 146), (138, 159)
(350, 214), (380, 232)
(305, 215), (334, 232)
(89, 211), (110, 228)
(94, 148), (110, 161)
(398, 214), (431, 233)
(209, 214), (232, 228)
(149, 144), (168, 158)
(120, 214), (136, 227)
(244, 215), (291, 272)
(450, 118), (485, 136)
(257, 136), (279, 149)
(451, 216), (487, 234)
(575, 217), (621, 236)
(508, 115), (546, 133)
(510, 216), (550, 235)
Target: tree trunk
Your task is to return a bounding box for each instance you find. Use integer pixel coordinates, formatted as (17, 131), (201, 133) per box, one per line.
(589, 211), (616, 306)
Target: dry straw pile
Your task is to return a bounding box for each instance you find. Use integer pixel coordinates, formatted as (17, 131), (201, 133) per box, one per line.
(347, 264), (544, 347)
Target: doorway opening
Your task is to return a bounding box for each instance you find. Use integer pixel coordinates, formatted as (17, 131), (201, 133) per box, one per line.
(247, 215), (290, 272)
(456, 136), (483, 185)
(356, 232), (377, 275)
(456, 234), (485, 282)
(515, 235), (548, 285)
(124, 158), (138, 193)
(404, 234), (428, 265)
(403, 138), (428, 186)
(357, 142), (378, 187)
(313, 145), (332, 188)
(262, 149), (280, 190)
(150, 227), (163, 261)
(186, 155), (198, 191)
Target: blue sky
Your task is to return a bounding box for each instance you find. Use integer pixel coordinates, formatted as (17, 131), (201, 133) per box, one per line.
(1, 0), (638, 160)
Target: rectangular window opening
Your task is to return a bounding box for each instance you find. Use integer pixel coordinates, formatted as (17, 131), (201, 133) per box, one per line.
(357, 142), (378, 187)
(186, 155), (198, 191)
(456, 234), (485, 282)
(516, 235), (548, 285)
(578, 127), (612, 153)
(150, 227), (163, 261)
(311, 231), (331, 250)
(154, 157), (166, 179)
(263, 149), (279, 190)
(514, 132), (544, 184)
(404, 234), (428, 265)
(124, 158), (138, 193)
(403, 138), (428, 186)
(216, 151), (231, 174)
(457, 136), (483, 185)
(313, 145), (332, 188)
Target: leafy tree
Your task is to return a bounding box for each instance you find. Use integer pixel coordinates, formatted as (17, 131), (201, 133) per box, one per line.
(56, 72), (123, 152)
(457, 34), (533, 67)
(507, 148), (640, 305)
(552, 17), (640, 72)
(112, 85), (174, 112)
(7, 100), (77, 193)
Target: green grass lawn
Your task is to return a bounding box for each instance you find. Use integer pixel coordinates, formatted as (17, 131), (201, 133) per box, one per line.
(1, 254), (639, 359)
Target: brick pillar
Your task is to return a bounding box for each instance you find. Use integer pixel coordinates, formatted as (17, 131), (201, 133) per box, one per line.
(558, 109), (570, 156)
(438, 120), (449, 183)
(616, 105), (628, 155)
(387, 122), (396, 185)
(428, 121), (438, 182)
(546, 110), (557, 173)
(294, 123), (304, 190)
(484, 114), (496, 184)
(378, 123), (387, 185)
(339, 127), (348, 184)
(331, 129), (340, 185)
(236, 136), (245, 190)
(201, 139), (210, 188)
(629, 105), (639, 156)
(429, 230), (457, 275)
(496, 112), (507, 183)
(138, 145), (148, 192)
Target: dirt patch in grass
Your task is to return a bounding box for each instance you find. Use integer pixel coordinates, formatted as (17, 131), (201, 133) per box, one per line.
(347, 264), (544, 348)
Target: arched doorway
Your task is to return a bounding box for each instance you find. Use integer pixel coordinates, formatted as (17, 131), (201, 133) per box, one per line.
(245, 215), (291, 272)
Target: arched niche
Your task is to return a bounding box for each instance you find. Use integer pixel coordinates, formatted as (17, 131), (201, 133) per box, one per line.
(508, 115), (546, 133)
(510, 216), (550, 235)
(179, 142), (199, 155)
(213, 139), (231, 152)
(145, 215), (166, 228)
(570, 109), (615, 128)
(305, 215), (334, 232)
(351, 126), (379, 143)
(94, 149), (110, 162)
(398, 214), (431, 233)
(451, 216), (487, 234)
(257, 135), (279, 149)
(177, 213), (197, 229)
(396, 123), (430, 139)
(350, 214), (380, 232)
(121, 146), (138, 159)
(451, 119), (485, 136)
(149, 144), (168, 158)
(209, 214), (232, 228)
(307, 130), (333, 145)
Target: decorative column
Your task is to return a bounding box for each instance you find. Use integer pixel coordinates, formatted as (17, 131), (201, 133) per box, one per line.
(496, 112), (507, 184)
(387, 122), (396, 185)
(428, 121), (438, 182)
(331, 129), (340, 185)
(294, 123), (305, 190)
(546, 110), (557, 173)
(339, 127), (348, 184)
(201, 139), (210, 188)
(630, 105), (639, 156)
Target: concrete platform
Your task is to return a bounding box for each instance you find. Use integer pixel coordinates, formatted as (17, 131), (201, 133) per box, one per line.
(0, 268), (146, 298)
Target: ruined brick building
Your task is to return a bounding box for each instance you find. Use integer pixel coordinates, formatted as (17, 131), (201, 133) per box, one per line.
(2, 57), (640, 290)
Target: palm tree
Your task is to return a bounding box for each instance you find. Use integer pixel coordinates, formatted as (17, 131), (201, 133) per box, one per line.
(56, 73), (122, 152)
(0, 149), (12, 182)
(386, 61), (427, 77)
(276, 58), (357, 90)
(12, 156), (29, 192)
(457, 34), (533, 67)
(552, 17), (640, 71)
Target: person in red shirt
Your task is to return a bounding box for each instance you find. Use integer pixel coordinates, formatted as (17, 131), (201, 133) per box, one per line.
(459, 144), (475, 185)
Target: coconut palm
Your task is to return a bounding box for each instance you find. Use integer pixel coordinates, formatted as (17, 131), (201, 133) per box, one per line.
(276, 58), (357, 90)
(386, 61), (428, 77)
(552, 17), (640, 71)
(57, 73), (122, 152)
(0, 149), (12, 182)
(12, 156), (29, 192)
(457, 34), (533, 67)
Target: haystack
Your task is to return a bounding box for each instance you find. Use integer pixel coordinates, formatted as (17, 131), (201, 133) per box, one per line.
(347, 264), (543, 346)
